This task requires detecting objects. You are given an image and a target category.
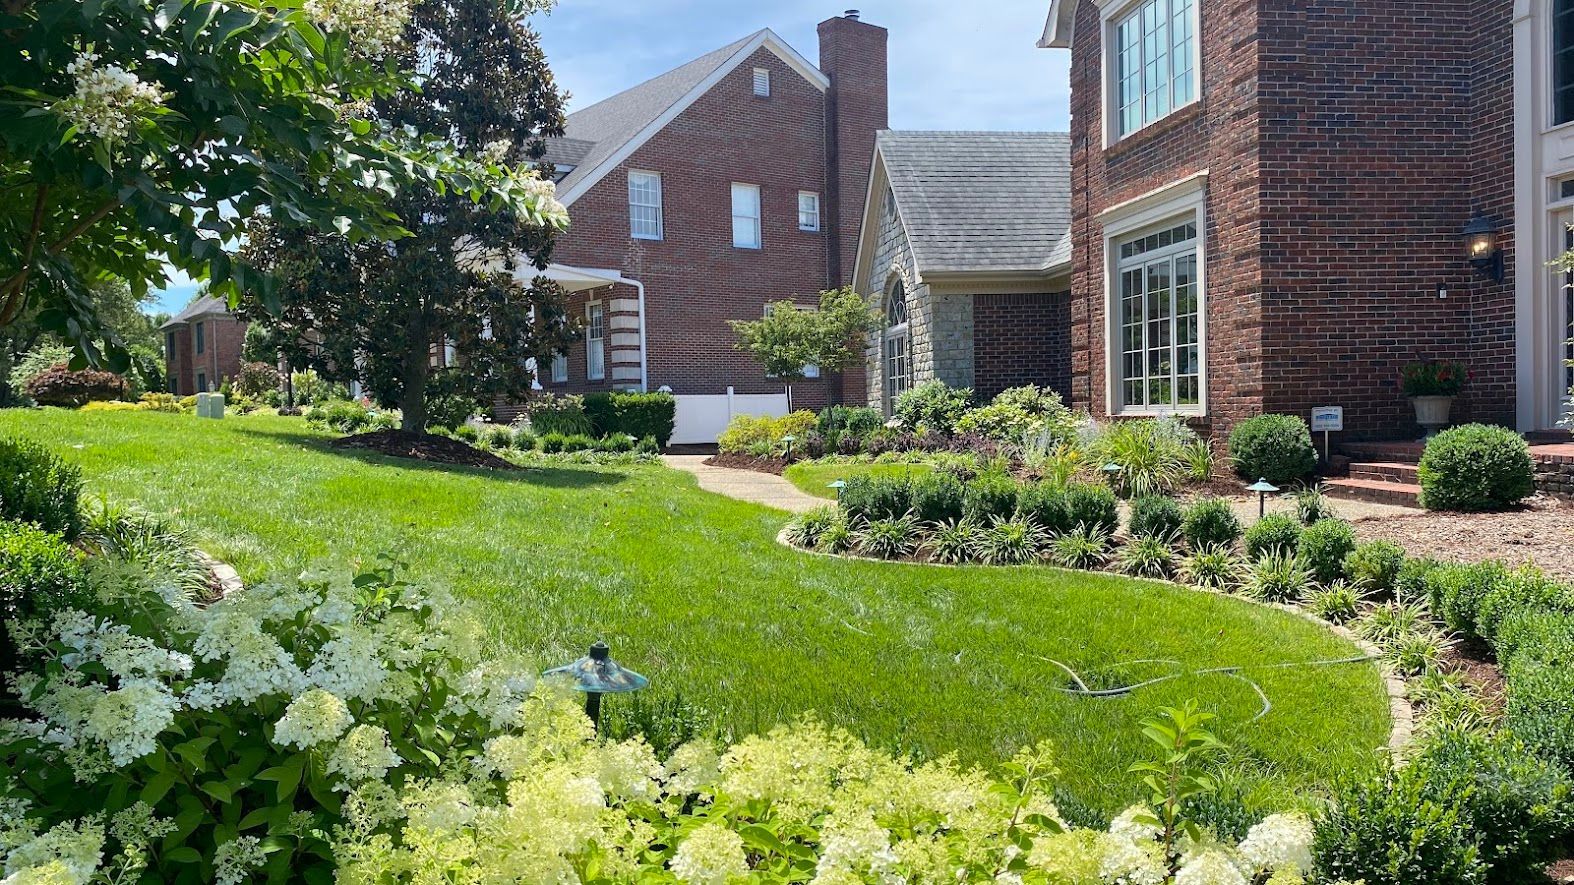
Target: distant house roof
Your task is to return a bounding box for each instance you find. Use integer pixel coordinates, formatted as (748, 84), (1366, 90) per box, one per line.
(158, 295), (229, 330)
(549, 29), (828, 206)
(856, 131), (1073, 286)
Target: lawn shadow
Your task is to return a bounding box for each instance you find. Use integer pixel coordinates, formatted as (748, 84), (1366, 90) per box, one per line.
(228, 424), (627, 489)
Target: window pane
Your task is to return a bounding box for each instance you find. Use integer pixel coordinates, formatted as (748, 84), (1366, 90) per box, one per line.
(1114, 0), (1195, 136)
(731, 184), (760, 248)
(1115, 220), (1201, 411)
(629, 172), (662, 239)
(1559, 1), (1574, 124)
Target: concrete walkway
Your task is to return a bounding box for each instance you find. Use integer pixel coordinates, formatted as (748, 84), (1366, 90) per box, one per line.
(660, 455), (823, 514)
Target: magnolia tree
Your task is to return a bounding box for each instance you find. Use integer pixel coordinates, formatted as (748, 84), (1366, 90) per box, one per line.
(0, 0), (557, 373)
(239, 0), (575, 431)
(729, 287), (879, 408)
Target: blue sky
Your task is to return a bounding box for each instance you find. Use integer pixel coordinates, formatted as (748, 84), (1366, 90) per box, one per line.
(150, 0), (1070, 314)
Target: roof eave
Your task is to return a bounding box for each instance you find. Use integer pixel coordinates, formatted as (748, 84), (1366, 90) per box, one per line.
(1037, 0), (1075, 49)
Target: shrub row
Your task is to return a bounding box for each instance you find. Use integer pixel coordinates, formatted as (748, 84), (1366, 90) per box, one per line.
(582, 392), (676, 448)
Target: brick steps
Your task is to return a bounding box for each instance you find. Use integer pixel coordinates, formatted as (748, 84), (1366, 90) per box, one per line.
(1323, 477), (1422, 506)
(1347, 461), (1419, 484)
(1328, 444), (1424, 507)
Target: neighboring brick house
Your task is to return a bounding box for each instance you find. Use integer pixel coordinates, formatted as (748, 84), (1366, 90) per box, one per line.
(160, 296), (246, 396)
(851, 132), (1073, 414)
(521, 13), (888, 419)
(1035, 0), (1550, 441)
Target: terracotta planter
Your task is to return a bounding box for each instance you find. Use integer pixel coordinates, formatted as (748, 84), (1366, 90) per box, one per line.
(1410, 395), (1454, 437)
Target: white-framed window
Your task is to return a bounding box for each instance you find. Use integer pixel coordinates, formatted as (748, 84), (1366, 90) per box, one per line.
(882, 280), (912, 412)
(1109, 0), (1197, 140)
(551, 352), (568, 384)
(1557, 0), (1574, 125)
(731, 183), (761, 249)
(628, 171), (663, 240)
(798, 192), (821, 232)
(753, 67), (771, 97)
(1114, 220), (1201, 412)
(586, 303), (606, 381)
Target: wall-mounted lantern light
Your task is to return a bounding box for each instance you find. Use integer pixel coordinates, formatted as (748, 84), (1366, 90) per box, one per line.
(1462, 214), (1504, 283)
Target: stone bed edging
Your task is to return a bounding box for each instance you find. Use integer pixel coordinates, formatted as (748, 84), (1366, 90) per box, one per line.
(775, 527), (1415, 754)
(195, 550), (244, 599)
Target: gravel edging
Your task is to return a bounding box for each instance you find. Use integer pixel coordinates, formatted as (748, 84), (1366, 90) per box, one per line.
(775, 528), (1415, 754)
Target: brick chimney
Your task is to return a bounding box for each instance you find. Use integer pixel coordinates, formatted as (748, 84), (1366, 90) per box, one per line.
(819, 10), (888, 290)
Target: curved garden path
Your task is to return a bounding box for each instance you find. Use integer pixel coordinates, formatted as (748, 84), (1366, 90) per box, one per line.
(660, 455), (821, 513)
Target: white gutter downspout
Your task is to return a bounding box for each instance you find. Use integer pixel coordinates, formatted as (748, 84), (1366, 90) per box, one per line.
(631, 277), (648, 392)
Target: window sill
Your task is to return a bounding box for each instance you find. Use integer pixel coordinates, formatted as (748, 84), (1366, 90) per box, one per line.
(1104, 101), (1203, 159)
(1109, 408), (1207, 420)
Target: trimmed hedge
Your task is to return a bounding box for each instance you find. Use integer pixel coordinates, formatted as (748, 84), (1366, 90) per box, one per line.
(1244, 513), (1301, 561)
(1064, 483), (1119, 536)
(583, 392), (677, 448)
(1227, 414), (1318, 486)
(1298, 519), (1356, 585)
(0, 437), (82, 538)
(1417, 424), (1534, 512)
(909, 472), (965, 524)
(1127, 495), (1183, 540)
(962, 474), (1019, 524)
(841, 474), (912, 522)
(1016, 483), (1072, 536)
(1181, 498), (1242, 549)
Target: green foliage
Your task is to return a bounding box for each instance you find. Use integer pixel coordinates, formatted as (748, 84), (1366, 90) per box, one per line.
(582, 392), (677, 448)
(962, 474), (1020, 524)
(785, 505), (840, 550)
(1180, 544), (1240, 591)
(1494, 608), (1574, 671)
(910, 472), (965, 524)
(1395, 556), (1441, 604)
(855, 513), (922, 560)
(1401, 361), (1468, 397)
(481, 426), (514, 450)
(234, 362), (283, 399)
(716, 411), (816, 455)
(923, 518), (982, 564)
(0, 436), (82, 537)
(1227, 415), (1317, 486)
(813, 510), (855, 554)
(729, 287), (879, 383)
(976, 515), (1047, 565)
(840, 474), (912, 522)
(816, 405), (882, 451)
(1425, 560), (1511, 637)
(894, 380), (973, 434)
(1116, 534), (1176, 579)
(1355, 600), (1435, 647)
(4, 343), (71, 403)
(1382, 630), (1449, 677)
(953, 384), (1079, 443)
(1243, 514), (1302, 561)
(1344, 541), (1407, 595)
(1181, 498), (1241, 550)
(1064, 482), (1120, 535)
(1050, 525), (1111, 570)
(1015, 482), (1072, 536)
(1089, 417), (1193, 497)
(422, 394), (482, 433)
(1306, 581), (1365, 625)
(24, 364), (125, 407)
(1127, 495), (1183, 541)
(452, 424), (480, 443)
(0, 519), (88, 634)
(1182, 438), (1215, 484)
(305, 400), (375, 434)
(1313, 762), (1487, 885)
(524, 395), (594, 437)
(1128, 701), (1225, 859)
(1417, 424), (1534, 512)
(1474, 568), (1573, 645)
(1297, 519), (1356, 584)
(1505, 656), (1574, 768)
(1292, 486), (1331, 526)
(1242, 552), (1312, 603)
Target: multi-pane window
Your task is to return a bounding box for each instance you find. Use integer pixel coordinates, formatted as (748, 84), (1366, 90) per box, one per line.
(551, 352), (568, 384)
(194, 322), (205, 355)
(628, 171), (663, 240)
(1557, 0), (1574, 125)
(798, 192), (821, 231)
(731, 183), (761, 249)
(753, 67), (771, 97)
(883, 282), (912, 410)
(586, 304), (606, 381)
(1114, 0), (1196, 138)
(1116, 220), (1201, 411)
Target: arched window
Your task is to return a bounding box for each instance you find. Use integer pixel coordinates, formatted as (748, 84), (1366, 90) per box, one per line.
(882, 279), (912, 411)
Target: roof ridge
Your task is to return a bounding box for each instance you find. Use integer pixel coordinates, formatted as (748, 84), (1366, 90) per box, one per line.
(564, 29), (766, 124)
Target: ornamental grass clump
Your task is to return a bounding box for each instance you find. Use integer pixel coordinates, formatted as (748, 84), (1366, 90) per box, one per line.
(1089, 417), (1192, 497)
(1116, 535), (1176, 579)
(1241, 552), (1312, 604)
(976, 515), (1047, 565)
(813, 511), (855, 555)
(1306, 581), (1365, 625)
(784, 505), (840, 549)
(1180, 544), (1241, 591)
(1050, 525), (1111, 570)
(1382, 630), (1452, 677)
(855, 513), (921, 560)
(1355, 600), (1435, 647)
(924, 518), (982, 564)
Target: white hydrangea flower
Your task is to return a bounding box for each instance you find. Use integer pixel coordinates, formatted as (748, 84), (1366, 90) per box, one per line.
(212, 836), (265, 885)
(192, 607), (305, 704)
(0, 860), (80, 885)
(272, 688), (352, 750)
(401, 781), (477, 833)
(56, 51), (166, 143)
(1237, 813), (1314, 875)
(3, 820), (103, 883)
(1174, 849), (1249, 885)
(1108, 805), (1161, 843)
(304, 627), (388, 703)
(83, 678), (178, 766)
(662, 741), (722, 797)
(303, 0), (412, 56)
(327, 725), (401, 785)
(1097, 833), (1167, 885)
(813, 813), (900, 882)
(588, 739), (663, 803)
(669, 823), (748, 885)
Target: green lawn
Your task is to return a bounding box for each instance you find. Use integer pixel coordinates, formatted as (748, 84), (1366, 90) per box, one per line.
(0, 410), (1390, 811)
(784, 460), (935, 499)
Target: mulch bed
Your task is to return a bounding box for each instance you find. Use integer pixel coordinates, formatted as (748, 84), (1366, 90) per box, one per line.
(1441, 638), (1506, 713)
(1351, 496), (1574, 583)
(704, 454), (789, 475)
(331, 430), (519, 470)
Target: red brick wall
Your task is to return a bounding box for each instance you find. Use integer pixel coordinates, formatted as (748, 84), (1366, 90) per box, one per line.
(543, 19), (886, 415)
(1066, 0), (1516, 440)
(164, 314), (246, 395)
(973, 292), (1072, 402)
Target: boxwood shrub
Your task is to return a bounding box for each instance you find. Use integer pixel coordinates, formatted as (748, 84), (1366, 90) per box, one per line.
(1297, 519), (1356, 584)
(1127, 495), (1183, 540)
(841, 474), (912, 522)
(1064, 482), (1119, 535)
(1243, 513), (1301, 561)
(1227, 414), (1318, 485)
(1344, 540), (1407, 595)
(0, 519), (90, 672)
(1016, 482), (1072, 536)
(962, 474), (1019, 524)
(1181, 498), (1242, 549)
(910, 472), (965, 524)
(583, 392), (677, 448)
(1425, 561), (1512, 637)
(0, 436), (82, 538)
(1417, 424), (1534, 512)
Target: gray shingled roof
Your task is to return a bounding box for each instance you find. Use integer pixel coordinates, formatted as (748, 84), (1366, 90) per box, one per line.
(158, 294), (229, 330)
(879, 131), (1072, 275)
(550, 31), (763, 198)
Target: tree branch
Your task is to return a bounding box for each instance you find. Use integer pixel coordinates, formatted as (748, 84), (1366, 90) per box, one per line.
(0, 195), (119, 323)
(0, 186), (49, 327)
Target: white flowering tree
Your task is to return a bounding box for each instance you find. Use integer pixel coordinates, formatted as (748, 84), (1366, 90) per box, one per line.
(0, 0), (561, 375)
(238, 0), (575, 432)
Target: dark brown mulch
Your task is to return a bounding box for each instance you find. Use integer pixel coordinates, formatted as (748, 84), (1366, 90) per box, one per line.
(1352, 495), (1574, 582)
(1441, 637), (1506, 712)
(704, 454), (790, 476)
(331, 430), (518, 470)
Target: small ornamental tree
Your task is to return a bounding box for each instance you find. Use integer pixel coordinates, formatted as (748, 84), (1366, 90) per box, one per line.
(729, 286), (879, 407)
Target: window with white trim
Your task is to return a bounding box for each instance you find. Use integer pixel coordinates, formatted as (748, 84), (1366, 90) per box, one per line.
(731, 183), (761, 249)
(1115, 220), (1201, 412)
(798, 192), (821, 232)
(753, 67), (771, 97)
(882, 281), (912, 411)
(586, 303), (606, 381)
(1557, 0), (1574, 125)
(628, 171), (663, 240)
(550, 352), (567, 384)
(1112, 0), (1196, 139)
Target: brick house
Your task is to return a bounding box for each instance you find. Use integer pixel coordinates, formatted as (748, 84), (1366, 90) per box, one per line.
(160, 295), (246, 396)
(851, 132), (1073, 414)
(522, 13), (888, 419)
(1034, 0), (1565, 442)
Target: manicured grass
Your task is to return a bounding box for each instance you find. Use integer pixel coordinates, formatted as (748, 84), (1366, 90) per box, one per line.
(784, 460), (934, 499)
(0, 410), (1390, 811)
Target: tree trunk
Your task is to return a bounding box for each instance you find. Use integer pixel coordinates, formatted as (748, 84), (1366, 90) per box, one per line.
(399, 344), (430, 433)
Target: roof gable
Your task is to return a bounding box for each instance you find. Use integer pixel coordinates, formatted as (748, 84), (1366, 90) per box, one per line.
(1038, 0), (1075, 49)
(158, 294), (230, 329)
(553, 29), (828, 206)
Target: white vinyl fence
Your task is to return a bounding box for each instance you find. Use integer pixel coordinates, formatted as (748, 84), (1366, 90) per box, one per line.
(670, 387), (790, 446)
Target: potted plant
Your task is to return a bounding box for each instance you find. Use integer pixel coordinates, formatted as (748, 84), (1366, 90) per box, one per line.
(1400, 361), (1467, 437)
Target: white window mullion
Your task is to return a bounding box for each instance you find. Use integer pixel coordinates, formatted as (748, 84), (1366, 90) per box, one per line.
(629, 171), (663, 240)
(731, 183), (761, 249)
